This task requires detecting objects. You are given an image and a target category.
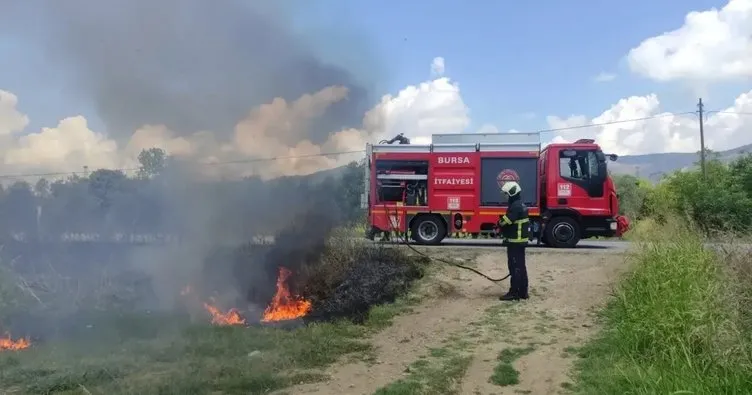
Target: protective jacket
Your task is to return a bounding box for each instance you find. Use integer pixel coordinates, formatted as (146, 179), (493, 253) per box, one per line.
(498, 194), (530, 243)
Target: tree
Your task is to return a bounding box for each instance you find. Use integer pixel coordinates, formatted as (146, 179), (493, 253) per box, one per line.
(613, 174), (651, 220)
(1, 181), (37, 238)
(337, 161), (366, 224)
(88, 169), (129, 209)
(137, 148), (167, 179)
(34, 178), (51, 199)
(729, 154), (752, 196)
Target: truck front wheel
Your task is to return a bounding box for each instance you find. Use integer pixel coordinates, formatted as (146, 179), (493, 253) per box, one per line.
(411, 215), (447, 245)
(544, 217), (581, 248)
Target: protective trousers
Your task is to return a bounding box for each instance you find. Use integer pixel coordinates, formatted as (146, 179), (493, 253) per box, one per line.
(506, 243), (528, 296)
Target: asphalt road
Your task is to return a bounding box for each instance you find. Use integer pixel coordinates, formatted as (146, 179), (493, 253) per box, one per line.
(254, 234), (748, 254)
(390, 238), (752, 254)
(378, 238), (631, 254)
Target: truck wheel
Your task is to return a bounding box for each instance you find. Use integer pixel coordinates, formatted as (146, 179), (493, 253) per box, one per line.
(544, 217), (580, 248)
(411, 215), (447, 245)
(365, 227), (377, 241)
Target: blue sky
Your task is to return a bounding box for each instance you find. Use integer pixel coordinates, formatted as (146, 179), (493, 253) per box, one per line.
(0, 0), (736, 136)
(298, 0), (733, 130)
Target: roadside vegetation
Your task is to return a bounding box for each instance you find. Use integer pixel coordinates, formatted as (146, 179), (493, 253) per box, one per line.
(571, 151), (752, 393)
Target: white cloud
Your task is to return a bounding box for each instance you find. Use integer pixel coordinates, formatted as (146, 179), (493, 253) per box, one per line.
(363, 76), (469, 145)
(476, 123), (500, 134)
(430, 57), (446, 77)
(6, 41), (752, 183)
(0, 58), (470, 180)
(628, 0), (752, 82)
(593, 72), (617, 83)
(546, 89), (752, 155)
(0, 90), (29, 136)
(5, 116), (122, 171)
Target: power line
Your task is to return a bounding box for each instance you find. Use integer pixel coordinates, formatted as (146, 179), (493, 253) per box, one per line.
(707, 110), (752, 116)
(0, 149), (367, 180)
(0, 112), (710, 181)
(535, 111), (696, 134)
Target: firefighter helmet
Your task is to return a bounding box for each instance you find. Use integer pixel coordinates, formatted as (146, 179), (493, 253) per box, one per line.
(501, 181), (521, 197)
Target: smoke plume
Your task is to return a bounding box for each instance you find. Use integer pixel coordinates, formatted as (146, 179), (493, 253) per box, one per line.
(2, 0), (375, 143)
(0, 0), (385, 334)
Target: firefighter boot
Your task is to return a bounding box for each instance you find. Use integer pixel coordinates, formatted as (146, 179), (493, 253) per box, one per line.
(499, 279), (519, 301)
(499, 291), (519, 301)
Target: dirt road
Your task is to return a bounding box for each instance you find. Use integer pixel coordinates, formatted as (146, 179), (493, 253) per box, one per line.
(285, 247), (629, 395)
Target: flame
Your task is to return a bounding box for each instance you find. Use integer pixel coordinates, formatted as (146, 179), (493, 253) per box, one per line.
(0, 333), (30, 351)
(261, 267), (312, 322)
(203, 299), (247, 326)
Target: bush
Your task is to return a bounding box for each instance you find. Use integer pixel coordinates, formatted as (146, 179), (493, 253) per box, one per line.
(573, 223), (752, 393)
(300, 237), (427, 323)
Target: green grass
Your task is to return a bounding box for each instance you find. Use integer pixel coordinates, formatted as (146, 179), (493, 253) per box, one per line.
(0, 277), (427, 395)
(374, 333), (475, 395)
(373, 348), (473, 395)
(0, 313), (376, 395)
(570, 226), (752, 394)
(488, 346), (536, 387)
(375, 302), (519, 395)
(0, 287), (431, 395)
(365, 292), (423, 330)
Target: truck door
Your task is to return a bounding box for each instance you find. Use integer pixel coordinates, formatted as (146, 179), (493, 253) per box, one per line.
(555, 148), (609, 215)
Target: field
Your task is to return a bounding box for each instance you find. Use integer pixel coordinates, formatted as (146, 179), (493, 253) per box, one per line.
(0, 239), (627, 395)
(1, 224), (751, 394)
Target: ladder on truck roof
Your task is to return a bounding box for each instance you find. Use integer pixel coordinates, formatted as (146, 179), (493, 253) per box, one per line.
(367, 132), (541, 154)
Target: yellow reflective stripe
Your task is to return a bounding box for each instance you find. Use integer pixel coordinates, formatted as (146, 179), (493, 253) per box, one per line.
(507, 238), (528, 243)
(515, 218), (529, 242)
(501, 215), (512, 225)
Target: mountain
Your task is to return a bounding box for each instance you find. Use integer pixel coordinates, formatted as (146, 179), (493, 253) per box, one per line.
(301, 143), (752, 185)
(609, 144), (752, 182)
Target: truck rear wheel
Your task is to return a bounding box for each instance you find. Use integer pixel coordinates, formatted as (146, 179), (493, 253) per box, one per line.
(544, 217), (580, 248)
(411, 215), (447, 245)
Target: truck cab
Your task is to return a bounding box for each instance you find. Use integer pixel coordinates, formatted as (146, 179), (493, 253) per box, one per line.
(539, 139), (626, 247)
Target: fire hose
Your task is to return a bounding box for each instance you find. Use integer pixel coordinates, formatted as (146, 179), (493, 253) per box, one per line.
(381, 204), (510, 283)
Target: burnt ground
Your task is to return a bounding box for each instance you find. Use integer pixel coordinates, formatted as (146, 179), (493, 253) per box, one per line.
(0, 238), (427, 342)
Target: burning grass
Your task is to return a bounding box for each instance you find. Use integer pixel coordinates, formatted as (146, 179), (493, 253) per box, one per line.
(0, 236), (428, 394)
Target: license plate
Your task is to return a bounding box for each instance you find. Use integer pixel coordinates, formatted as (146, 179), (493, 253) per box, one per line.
(610, 222), (617, 230)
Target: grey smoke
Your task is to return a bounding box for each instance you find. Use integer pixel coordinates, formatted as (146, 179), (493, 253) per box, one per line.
(0, 0), (376, 331)
(0, 0), (376, 144)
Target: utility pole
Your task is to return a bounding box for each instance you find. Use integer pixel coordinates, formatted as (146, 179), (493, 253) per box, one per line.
(697, 98), (707, 179)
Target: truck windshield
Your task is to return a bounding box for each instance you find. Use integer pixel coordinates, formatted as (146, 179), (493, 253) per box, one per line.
(560, 150), (601, 180)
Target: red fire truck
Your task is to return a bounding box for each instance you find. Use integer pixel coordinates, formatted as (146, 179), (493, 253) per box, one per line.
(362, 132), (630, 248)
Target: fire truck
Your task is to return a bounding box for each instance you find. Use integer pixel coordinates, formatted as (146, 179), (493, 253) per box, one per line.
(361, 132), (629, 248)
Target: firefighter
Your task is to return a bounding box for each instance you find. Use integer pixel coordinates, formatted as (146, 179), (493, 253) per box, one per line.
(497, 181), (530, 301)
